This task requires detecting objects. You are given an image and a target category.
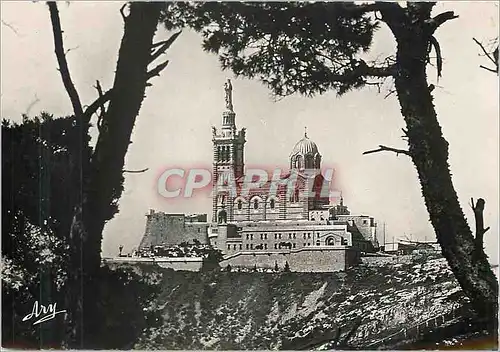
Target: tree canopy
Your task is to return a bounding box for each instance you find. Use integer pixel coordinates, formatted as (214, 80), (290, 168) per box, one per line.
(162, 2), (396, 96)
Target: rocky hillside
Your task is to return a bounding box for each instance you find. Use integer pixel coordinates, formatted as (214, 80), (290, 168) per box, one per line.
(131, 255), (469, 350)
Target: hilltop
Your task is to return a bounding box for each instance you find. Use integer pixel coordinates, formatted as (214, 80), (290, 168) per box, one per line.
(115, 254), (497, 350)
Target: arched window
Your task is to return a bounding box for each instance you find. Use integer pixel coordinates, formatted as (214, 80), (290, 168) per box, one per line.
(237, 200), (243, 210)
(326, 236), (336, 246)
(315, 155), (321, 168)
(294, 189), (299, 202)
(218, 209), (227, 224)
(270, 199), (275, 209)
(305, 155), (314, 169)
(254, 199), (259, 209)
(294, 155), (303, 169)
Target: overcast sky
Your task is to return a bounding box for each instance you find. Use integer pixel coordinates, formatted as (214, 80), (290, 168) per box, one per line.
(1, 1), (498, 264)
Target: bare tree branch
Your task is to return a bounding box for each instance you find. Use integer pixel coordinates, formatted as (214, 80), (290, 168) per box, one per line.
(47, 1), (83, 118)
(362, 61), (397, 78)
(24, 94), (40, 116)
(427, 11), (459, 32)
(480, 65), (498, 73)
(473, 38), (497, 65)
(147, 59), (170, 80)
(2, 19), (20, 36)
(363, 145), (410, 156)
(123, 168), (149, 174)
(384, 89), (396, 99)
(429, 36), (443, 79)
(150, 31), (182, 63)
(119, 3), (128, 21)
(473, 37), (499, 74)
(92, 80), (106, 131)
(83, 89), (113, 125)
(321, 61), (396, 87)
(471, 198), (490, 257)
(65, 45), (80, 55)
(401, 128), (409, 141)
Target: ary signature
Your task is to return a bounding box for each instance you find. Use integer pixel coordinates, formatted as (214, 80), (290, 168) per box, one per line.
(22, 301), (67, 325)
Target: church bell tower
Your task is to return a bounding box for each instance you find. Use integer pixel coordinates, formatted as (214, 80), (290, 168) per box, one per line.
(212, 79), (246, 222)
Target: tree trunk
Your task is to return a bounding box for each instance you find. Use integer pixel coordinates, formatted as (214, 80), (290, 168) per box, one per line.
(84, 1), (163, 273)
(65, 3), (164, 347)
(391, 21), (498, 323)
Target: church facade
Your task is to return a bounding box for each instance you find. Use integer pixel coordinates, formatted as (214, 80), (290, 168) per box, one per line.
(208, 80), (379, 272)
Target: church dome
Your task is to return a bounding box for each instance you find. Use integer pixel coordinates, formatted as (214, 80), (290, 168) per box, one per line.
(291, 134), (319, 156)
(290, 131), (321, 170)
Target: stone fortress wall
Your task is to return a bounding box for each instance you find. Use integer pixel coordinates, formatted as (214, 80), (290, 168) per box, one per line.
(139, 210), (209, 249)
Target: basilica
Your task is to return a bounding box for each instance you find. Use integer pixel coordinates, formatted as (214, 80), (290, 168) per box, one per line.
(208, 80), (379, 272)
(138, 80), (379, 272)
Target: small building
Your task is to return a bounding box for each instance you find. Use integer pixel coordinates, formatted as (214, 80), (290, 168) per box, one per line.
(384, 240), (439, 255)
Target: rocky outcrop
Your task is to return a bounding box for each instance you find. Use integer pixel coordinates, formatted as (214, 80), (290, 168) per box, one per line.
(132, 256), (467, 350)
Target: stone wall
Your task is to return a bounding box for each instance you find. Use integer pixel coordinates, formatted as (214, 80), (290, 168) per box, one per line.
(155, 258), (203, 271)
(102, 256), (203, 272)
(139, 211), (209, 249)
(361, 254), (413, 266)
(220, 247), (358, 272)
(337, 215), (376, 240)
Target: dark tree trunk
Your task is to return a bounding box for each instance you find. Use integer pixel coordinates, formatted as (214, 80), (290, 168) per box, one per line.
(84, 1), (163, 274)
(384, 6), (498, 324)
(65, 3), (164, 347)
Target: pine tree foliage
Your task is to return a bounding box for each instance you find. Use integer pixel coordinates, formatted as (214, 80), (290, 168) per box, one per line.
(1, 114), (162, 348)
(162, 2), (384, 97)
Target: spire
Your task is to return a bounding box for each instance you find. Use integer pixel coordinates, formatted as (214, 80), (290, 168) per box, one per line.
(304, 126), (308, 138)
